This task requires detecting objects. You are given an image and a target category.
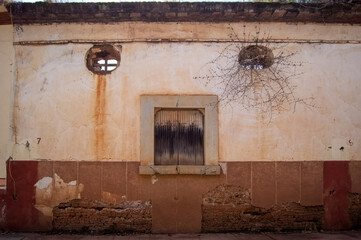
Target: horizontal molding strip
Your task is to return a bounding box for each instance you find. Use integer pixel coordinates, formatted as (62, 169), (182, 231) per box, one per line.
(13, 39), (361, 46)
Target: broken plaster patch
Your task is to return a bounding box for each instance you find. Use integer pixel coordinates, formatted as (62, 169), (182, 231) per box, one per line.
(219, 162), (227, 175)
(151, 175), (158, 184)
(34, 173), (84, 217)
(1, 205), (5, 220)
(34, 176), (52, 189)
(101, 191), (127, 204)
(68, 180), (76, 186)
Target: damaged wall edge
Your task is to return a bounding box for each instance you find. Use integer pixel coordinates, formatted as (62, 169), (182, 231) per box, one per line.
(2, 161), (361, 233)
(201, 185), (324, 232)
(53, 199), (152, 234)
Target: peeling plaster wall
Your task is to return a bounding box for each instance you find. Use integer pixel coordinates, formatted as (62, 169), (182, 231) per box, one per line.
(3, 21), (361, 233)
(34, 173), (83, 217)
(202, 185), (324, 232)
(0, 24), (14, 178)
(52, 199), (152, 233)
(10, 22), (361, 162)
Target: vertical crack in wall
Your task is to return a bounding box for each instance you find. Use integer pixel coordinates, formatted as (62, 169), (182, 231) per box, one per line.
(95, 75), (107, 160)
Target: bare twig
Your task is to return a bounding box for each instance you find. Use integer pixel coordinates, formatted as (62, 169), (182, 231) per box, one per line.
(196, 24), (315, 122)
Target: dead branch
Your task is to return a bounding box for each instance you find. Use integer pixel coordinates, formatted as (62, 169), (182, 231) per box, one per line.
(196, 24), (315, 122)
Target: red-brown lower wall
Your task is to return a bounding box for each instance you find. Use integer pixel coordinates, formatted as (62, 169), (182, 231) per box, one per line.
(2, 161), (42, 231)
(0, 160), (360, 233)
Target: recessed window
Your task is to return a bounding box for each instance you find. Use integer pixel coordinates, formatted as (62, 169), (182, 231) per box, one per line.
(154, 109), (204, 166)
(238, 45), (274, 70)
(86, 45), (121, 75)
(139, 95), (220, 175)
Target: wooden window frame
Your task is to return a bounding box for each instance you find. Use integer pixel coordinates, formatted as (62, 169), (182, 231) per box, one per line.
(139, 95), (220, 175)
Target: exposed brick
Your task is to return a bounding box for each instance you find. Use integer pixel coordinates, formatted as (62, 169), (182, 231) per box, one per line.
(202, 184), (323, 232)
(130, 12), (141, 18)
(203, 184), (250, 206)
(53, 198), (151, 233)
(177, 12), (187, 17)
(6, 2), (361, 24)
(94, 12), (104, 18)
(349, 192), (361, 229)
(165, 12), (176, 18)
(271, 9), (286, 19)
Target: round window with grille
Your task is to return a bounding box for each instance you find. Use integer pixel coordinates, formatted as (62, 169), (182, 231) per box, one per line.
(86, 45), (121, 75)
(238, 45), (274, 70)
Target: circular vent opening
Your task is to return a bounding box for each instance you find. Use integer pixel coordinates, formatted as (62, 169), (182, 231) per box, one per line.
(238, 45), (274, 70)
(86, 45), (121, 75)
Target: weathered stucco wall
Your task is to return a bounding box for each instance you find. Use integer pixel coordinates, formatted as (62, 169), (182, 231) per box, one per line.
(0, 23), (14, 178)
(2, 18), (361, 233)
(11, 22), (361, 162)
(2, 160), (361, 233)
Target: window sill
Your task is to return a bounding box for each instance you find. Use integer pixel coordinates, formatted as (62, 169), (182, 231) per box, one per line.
(139, 165), (220, 175)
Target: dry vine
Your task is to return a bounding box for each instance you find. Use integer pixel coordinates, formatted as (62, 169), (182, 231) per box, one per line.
(196, 25), (314, 121)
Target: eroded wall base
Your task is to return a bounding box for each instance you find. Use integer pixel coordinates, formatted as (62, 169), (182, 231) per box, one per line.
(1, 160), (360, 233)
(202, 185), (323, 232)
(349, 193), (361, 229)
(53, 199), (151, 233)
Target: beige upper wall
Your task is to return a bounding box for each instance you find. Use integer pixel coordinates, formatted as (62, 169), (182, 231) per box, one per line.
(10, 22), (361, 162)
(0, 25), (14, 177)
(14, 22), (361, 43)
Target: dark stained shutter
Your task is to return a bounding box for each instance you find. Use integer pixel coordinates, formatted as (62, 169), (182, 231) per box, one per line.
(154, 109), (204, 165)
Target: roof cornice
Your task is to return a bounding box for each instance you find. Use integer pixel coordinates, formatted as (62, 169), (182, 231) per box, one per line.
(5, 2), (361, 25)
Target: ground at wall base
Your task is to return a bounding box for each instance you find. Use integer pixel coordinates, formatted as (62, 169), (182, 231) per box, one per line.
(1, 231), (361, 240)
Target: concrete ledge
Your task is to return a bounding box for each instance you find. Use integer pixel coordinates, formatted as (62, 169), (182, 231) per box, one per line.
(139, 165), (220, 175)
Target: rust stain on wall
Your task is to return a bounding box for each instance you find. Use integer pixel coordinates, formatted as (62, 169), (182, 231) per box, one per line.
(94, 75), (107, 160)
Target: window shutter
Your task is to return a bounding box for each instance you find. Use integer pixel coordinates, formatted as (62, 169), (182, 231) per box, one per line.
(154, 109), (204, 165)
